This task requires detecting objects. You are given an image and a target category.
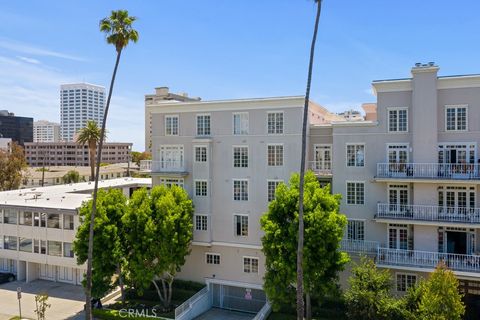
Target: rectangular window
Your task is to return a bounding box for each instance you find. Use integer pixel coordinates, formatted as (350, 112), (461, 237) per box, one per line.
(19, 211), (33, 226)
(233, 113), (249, 135)
(4, 236), (17, 250)
(234, 215), (248, 236)
(196, 115), (211, 136)
(195, 180), (208, 197)
(267, 112), (284, 134)
(40, 240), (47, 254)
(346, 182), (365, 205)
(206, 253), (220, 265)
(446, 106), (467, 131)
(19, 238), (32, 252)
(47, 241), (62, 257)
(396, 273), (417, 292)
(159, 178), (184, 188)
(388, 108), (408, 132)
(267, 180), (282, 202)
(195, 146), (207, 162)
(233, 180), (248, 201)
(267, 144), (284, 166)
(63, 243), (74, 258)
(347, 220), (365, 240)
(64, 215), (74, 230)
(233, 146), (248, 168)
(47, 214), (60, 229)
(243, 257), (259, 273)
(3, 210), (17, 224)
(346, 144), (365, 167)
(165, 115), (179, 136)
(195, 215), (208, 231)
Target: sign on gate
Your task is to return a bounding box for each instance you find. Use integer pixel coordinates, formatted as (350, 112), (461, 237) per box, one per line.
(245, 288), (252, 300)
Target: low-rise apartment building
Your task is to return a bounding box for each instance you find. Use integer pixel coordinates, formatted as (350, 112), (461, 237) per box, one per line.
(0, 178), (150, 285)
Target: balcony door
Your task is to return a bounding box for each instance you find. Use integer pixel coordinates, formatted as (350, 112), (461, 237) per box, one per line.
(388, 224), (409, 250)
(314, 145), (331, 172)
(388, 184), (409, 213)
(438, 143), (475, 165)
(387, 144), (409, 175)
(159, 145), (184, 170)
(439, 227), (475, 255)
(438, 186), (475, 216)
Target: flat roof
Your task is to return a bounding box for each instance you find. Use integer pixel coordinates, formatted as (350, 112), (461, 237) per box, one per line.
(372, 73), (480, 83)
(0, 178), (151, 212)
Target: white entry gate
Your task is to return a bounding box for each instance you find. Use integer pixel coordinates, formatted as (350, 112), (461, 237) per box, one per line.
(211, 283), (266, 314)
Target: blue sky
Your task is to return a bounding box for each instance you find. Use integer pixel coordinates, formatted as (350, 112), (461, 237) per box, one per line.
(1, 0), (480, 150)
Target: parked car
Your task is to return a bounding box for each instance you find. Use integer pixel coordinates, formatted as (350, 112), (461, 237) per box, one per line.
(0, 272), (15, 284)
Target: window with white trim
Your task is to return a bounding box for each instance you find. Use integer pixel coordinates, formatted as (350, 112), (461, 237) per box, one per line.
(346, 144), (365, 167)
(195, 146), (207, 162)
(347, 220), (364, 240)
(233, 146), (248, 168)
(233, 179), (248, 201)
(165, 115), (179, 136)
(233, 112), (249, 135)
(243, 257), (259, 273)
(396, 273), (417, 292)
(195, 215), (208, 231)
(196, 114), (211, 136)
(206, 253), (220, 265)
(234, 215), (248, 236)
(267, 144), (283, 166)
(346, 182), (364, 205)
(195, 180), (208, 197)
(446, 106), (467, 131)
(267, 112), (284, 134)
(160, 178), (184, 188)
(267, 180), (282, 202)
(388, 108), (408, 132)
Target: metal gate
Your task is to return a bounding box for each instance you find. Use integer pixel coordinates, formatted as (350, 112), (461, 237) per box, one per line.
(211, 283), (266, 314)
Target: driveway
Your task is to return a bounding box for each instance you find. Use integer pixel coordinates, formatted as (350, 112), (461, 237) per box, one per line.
(0, 280), (85, 320)
(194, 308), (254, 320)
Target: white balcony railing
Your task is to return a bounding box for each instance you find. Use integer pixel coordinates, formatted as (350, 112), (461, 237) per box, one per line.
(340, 239), (379, 254)
(308, 161), (332, 176)
(377, 203), (480, 224)
(149, 160), (185, 173)
(139, 160), (152, 172)
(377, 248), (480, 273)
(377, 163), (480, 180)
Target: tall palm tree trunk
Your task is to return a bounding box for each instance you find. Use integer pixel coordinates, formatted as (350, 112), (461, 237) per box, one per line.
(296, 1), (322, 319)
(89, 141), (96, 181)
(85, 49), (122, 320)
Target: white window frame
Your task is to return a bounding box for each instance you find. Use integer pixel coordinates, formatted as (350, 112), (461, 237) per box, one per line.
(267, 143), (284, 167)
(206, 253), (221, 265)
(386, 143), (409, 163)
(267, 179), (283, 202)
(233, 112), (249, 135)
(395, 272), (417, 292)
(233, 179), (249, 201)
(346, 181), (365, 205)
(346, 143), (365, 167)
(165, 115), (179, 136)
(195, 179), (208, 197)
(196, 114), (211, 136)
(313, 144), (332, 171)
(159, 178), (184, 188)
(234, 214), (249, 236)
(195, 215), (208, 231)
(347, 219), (365, 241)
(159, 144), (184, 169)
(194, 145), (208, 163)
(267, 111), (284, 135)
(243, 256), (259, 274)
(233, 145), (249, 168)
(387, 107), (408, 133)
(445, 105), (468, 132)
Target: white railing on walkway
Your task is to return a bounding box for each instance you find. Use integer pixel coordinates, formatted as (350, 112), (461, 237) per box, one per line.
(308, 161), (332, 176)
(340, 239), (379, 254)
(377, 203), (480, 224)
(175, 286), (209, 319)
(377, 248), (480, 272)
(252, 301), (272, 320)
(377, 163), (480, 180)
(139, 160), (152, 172)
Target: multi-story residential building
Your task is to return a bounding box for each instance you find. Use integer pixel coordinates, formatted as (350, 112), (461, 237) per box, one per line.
(24, 142), (132, 167)
(0, 178), (150, 285)
(33, 120), (61, 143)
(60, 83), (105, 142)
(143, 94), (342, 314)
(0, 110), (33, 146)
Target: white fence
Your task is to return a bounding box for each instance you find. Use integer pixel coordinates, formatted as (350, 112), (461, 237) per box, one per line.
(252, 301), (272, 320)
(377, 163), (480, 180)
(175, 286), (211, 320)
(377, 203), (480, 223)
(340, 239), (379, 254)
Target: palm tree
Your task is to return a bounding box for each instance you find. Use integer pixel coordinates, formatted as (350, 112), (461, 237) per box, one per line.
(76, 120), (101, 182)
(84, 10), (138, 320)
(297, 1), (322, 320)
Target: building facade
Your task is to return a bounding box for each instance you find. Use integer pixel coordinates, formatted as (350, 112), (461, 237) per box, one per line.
(33, 120), (61, 143)
(0, 110), (33, 146)
(0, 178), (150, 285)
(24, 142), (132, 167)
(60, 83), (105, 142)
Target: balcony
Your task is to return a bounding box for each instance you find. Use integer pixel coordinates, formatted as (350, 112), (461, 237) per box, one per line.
(376, 163), (480, 181)
(308, 161), (332, 177)
(139, 160), (152, 172)
(377, 248), (480, 273)
(150, 160), (188, 176)
(340, 239), (379, 255)
(376, 203), (480, 224)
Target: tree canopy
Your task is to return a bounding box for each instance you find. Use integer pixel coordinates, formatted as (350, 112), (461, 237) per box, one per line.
(62, 170), (81, 184)
(0, 142), (27, 191)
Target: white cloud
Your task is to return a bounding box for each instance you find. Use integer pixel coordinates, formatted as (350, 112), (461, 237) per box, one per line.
(17, 56), (40, 64)
(0, 38), (85, 62)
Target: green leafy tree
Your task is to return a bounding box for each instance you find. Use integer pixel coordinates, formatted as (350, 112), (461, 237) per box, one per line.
(76, 120), (102, 182)
(261, 171), (348, 319)
(62, 170), (81, 184)
(85, 10), (138, 320)
(297, 1), (323, 318)
(131, 151), (151, 166)
(74, 189), (128, 300)
(123, 185), (194, 308)
(0, 142), (27, 191)
(34, 293), (51, 320)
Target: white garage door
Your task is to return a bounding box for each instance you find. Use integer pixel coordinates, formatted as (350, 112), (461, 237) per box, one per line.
(39, 264), (56, 281)
(58, 267), (75, 284)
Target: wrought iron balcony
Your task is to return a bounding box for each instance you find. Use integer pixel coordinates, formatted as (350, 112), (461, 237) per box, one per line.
(340, 239), (379, 255)
(376, 163), (480, 180)
(308, 161), (332, 176)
